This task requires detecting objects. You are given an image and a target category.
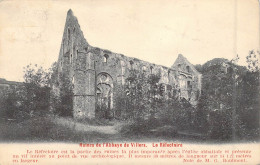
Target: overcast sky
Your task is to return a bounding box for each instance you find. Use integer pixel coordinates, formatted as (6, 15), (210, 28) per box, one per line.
(0, 0), (259, 81)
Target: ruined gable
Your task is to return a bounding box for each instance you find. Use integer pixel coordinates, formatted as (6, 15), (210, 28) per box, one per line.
(172, 54), (202, 101)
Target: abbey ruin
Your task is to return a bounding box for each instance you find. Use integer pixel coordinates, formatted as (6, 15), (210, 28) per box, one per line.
(54, 10), (202, 119)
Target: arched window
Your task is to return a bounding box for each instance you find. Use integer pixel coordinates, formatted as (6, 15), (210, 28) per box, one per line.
(76, 50), (78, 59)
(150, 66), (153, 73)
(142, 66), (147, 72)
(103, 54), (109, 63)
(72, 76), (75, 85)
(179, 75), (187, 88)
(178, 64), (181, 70)
(67, 28), (71, 44)
(187, 81), (191, 88)
(70, 54), (73, 64)
(186, 66), (190, 73)
(227, 67), (232, 74)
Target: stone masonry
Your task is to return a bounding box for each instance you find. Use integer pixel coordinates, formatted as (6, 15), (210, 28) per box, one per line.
(55, 9), (202, 119)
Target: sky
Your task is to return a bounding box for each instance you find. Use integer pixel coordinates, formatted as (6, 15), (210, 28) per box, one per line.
(0, 0), (259, 82)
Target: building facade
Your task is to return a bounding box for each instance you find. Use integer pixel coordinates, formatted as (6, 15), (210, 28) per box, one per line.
(55, 10), (202, 119)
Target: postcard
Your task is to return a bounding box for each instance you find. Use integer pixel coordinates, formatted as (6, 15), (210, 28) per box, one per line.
(0, 0), (259, 164)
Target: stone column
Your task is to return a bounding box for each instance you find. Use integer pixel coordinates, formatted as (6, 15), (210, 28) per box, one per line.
(73, 51), (96, 119)
(84, 52), (96, 119)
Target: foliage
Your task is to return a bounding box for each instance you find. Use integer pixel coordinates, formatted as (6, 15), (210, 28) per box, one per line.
(119, 68), (195, 136)
(0, 115), (115, 142)
(2, 50), (259, 142)
(22, 64), (52, 116)
(0, 64), (53, 121)
(113, 85), (128, 119)
(49, 62), (73, 117)
(0, 63), (60, 121)
(196, 52), (260, 140)
(52, 74), (73, 117)
(0, 86), (23, 120)
(246, 50), (259, 72)
(23, 64), (52, 87)
(123, 69), (164, 121)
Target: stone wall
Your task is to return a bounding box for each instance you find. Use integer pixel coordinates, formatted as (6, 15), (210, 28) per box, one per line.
(55, 9), (202, 119)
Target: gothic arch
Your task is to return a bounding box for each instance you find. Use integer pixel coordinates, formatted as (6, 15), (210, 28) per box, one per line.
(96, 72), (114, 119)
(179, 74), (187, 88)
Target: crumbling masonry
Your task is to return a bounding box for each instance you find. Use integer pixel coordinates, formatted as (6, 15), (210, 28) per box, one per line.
(55, 9), (202, 119)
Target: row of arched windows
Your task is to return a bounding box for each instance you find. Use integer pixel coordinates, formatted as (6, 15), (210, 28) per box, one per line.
(101, 54), (176, 76)
(178, 64), (191, 73)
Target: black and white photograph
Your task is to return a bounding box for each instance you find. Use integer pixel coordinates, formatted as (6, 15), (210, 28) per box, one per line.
(0, 0), (259, 164)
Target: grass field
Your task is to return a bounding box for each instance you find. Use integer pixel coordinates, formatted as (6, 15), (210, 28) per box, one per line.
(0, 115), (190, 142)
(4, 115), (254, 143)
(0, 115), (118, 142)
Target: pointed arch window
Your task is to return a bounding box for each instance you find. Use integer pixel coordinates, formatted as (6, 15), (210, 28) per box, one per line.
(72, 76), (75, 85)
(186, 66), (190, 73)
(142, 66), (147, 72)
(103, 54), (109, 63)
(178, 64), (181, 70)
(76, 50), (78, 59)
(70, 54), (73, 64)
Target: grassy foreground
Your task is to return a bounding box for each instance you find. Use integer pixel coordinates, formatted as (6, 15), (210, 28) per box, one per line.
(0, 115), (188, 142)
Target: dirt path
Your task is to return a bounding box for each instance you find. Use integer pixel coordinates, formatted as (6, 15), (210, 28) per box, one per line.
(53, 117), (122, 135)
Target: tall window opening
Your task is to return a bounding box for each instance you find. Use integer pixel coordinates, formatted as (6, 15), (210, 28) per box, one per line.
(187, 81), (191, 88)
(150, 66), (153, 73)
(70, 54), (73, 64)
(178, 64), (181, 70)
(76, 50), (78, 59)
(130, 60), (134, 70)
(179, 75), (186, 88)
(186, 66), (190, 73)
(142, 66), (147, 72)
(72, 76), (75, 85)
(67, 28), (71, 44)
(103, 54), (109, 63)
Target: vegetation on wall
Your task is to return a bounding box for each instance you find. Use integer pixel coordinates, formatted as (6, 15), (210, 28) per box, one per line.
(0, 50), (259, 142)
(0, 64), (52, 120)
(195, 50), (259, 140)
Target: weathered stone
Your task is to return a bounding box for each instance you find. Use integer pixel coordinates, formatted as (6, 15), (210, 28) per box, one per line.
(55, 9), (202, 119)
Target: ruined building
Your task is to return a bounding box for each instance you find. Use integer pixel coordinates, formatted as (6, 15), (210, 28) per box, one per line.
(55, 9), (202, 119)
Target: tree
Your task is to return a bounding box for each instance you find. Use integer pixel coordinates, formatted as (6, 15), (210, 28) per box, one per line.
(197, 53), (260, 140)
(0, 64), (53, 120)
(195, 92), (210, 131)
(246, 50), (259, 72)
(125, 69), (149, 120)
(22, 64), (52, 116)
(0, 86), (23, 120)
(53, 74), (73, 117)
(146, 72), (162, 120)
(235, 50), (260, 139)
(48, 62), (73, 117)
(23, 64), (51, 87)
